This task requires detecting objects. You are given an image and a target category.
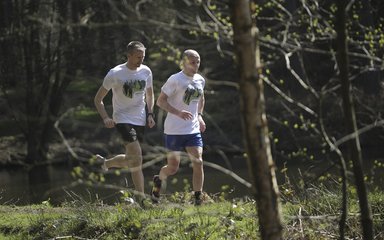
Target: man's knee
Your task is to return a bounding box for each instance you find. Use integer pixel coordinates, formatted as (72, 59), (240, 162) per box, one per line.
(167, 164), (179, 175)
(166, 153), (181, 175)
(126, 155), (142, 168)
(192, 157), (203, 166)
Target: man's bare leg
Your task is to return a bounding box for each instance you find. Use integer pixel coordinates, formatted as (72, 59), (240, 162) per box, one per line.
(151, 151), (181, 203)
(186, 146), (204, 205)
(98, 154), (126, 170)
(159, 151), (181, 181)
(96, 141), (144, 195)
(186, 146), (204, 192)
(124, 141), (144, 195)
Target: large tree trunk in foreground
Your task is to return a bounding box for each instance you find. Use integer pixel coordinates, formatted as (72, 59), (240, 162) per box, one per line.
(335, 1), (373, 239)
(230, 1), (283, 239)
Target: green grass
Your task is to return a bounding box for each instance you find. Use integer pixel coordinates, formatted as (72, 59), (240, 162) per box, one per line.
(0, 188), (383, 239)
(0, 199), (258, 239)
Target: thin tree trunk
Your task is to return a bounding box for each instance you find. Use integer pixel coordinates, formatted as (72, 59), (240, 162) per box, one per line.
(319, 96), (348, 239)
(335, 1), (373, 239)
(230, 1), (282, 239)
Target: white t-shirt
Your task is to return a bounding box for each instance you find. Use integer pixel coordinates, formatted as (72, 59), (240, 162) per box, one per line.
(162, 71), (205, 135)
(103, 63), (152, 126)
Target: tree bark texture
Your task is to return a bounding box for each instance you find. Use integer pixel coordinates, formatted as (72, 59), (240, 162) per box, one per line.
(230, 1), (283, 239)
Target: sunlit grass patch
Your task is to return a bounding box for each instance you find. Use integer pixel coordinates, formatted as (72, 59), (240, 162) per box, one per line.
(0, 188), (383, 239)
(73, 107), (99, 121)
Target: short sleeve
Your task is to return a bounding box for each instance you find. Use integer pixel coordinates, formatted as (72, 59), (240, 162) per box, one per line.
(102, 70), (114, 90)
(146, 70), (153, 89)
(161, 75), (177, 96)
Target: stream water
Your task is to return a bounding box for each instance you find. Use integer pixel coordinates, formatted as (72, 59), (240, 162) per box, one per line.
(1, 154), (383, 205)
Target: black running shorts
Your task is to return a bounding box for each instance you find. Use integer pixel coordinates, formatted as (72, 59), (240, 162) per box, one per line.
(115, 123), (145, 142)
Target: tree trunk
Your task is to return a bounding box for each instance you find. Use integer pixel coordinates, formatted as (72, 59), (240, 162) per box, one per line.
(230, 1), (283, 239)
(335, 1), (373, 239)
(1, 0), (77, 165)
(23, 0), (48, 163)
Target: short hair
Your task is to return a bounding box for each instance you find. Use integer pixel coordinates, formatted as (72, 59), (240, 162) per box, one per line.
(179, 49), (200, 70)
(182, 49), (200, 61)
(126, 41), (146, 54)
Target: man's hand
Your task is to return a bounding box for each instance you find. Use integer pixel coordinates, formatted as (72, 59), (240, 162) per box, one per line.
(103, 117), (115, 128)
(147, 115), (156, 128)
(177, 110), (193, 120)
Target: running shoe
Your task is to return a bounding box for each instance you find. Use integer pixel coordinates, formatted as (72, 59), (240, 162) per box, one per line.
(151, 175), (162, 203)
(95, 154), (108, 171)
(194, 191), (202, 206)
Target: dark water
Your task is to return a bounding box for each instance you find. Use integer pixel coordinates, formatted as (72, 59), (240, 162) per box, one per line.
(0, 161), (253, 205)
(1, 155), (383, 205)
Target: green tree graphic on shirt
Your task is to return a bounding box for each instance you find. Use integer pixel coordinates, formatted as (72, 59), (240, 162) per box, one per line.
(183, 84), (202, 105)
(123, 80), (146, 98)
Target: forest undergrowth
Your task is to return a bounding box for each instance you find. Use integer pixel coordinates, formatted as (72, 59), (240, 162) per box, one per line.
(0, 184), (383, 240)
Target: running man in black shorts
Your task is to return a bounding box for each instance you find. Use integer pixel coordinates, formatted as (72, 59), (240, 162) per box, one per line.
(94, 41), (155, 200)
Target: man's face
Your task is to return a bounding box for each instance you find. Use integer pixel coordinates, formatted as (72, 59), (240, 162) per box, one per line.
(184, 55), (200, 74)
(128, 49), (145, 67)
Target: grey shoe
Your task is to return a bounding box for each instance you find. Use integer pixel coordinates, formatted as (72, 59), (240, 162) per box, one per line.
(96, 154), (108, 171)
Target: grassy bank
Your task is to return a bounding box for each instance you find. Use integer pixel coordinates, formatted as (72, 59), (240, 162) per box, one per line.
(0, 188), (383, 240)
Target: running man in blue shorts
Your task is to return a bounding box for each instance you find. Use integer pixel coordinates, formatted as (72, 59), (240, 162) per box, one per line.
(152, 49), (206, 205)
